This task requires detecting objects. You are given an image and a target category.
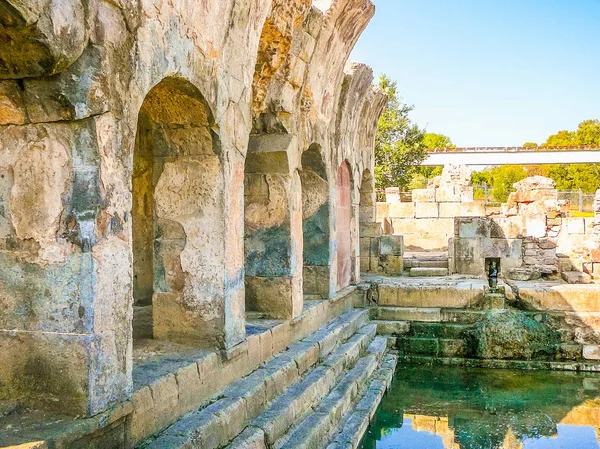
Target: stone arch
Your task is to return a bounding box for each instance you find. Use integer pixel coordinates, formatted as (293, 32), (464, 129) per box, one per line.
(132, 76), (226, 349)
(301, 144), (331, 298)
(336, 160), (354, 290)
(244, 134), (303, 319)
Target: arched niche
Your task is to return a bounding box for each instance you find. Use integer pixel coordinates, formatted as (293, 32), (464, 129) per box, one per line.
(300, 144), (331, 298)
(132, 77), (226, 349)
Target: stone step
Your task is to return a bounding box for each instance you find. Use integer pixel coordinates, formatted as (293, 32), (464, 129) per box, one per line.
(375, 306), (442, 322)
(405, 259), (449, 269)
(274, 337), (390, 449)
(249, 330), (375, 447)
(327, 353), (398, 449)
(373, 320), (411, 336)
(409, 267), (449, 277)
(562, 271), (592, 284)
(137, 309), (371, 449)
(409, 322), (470, 339)
(396, 336), (466, 357)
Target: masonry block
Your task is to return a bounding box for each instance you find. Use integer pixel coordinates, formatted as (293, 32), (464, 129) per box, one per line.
(359, 222), (382, 238)
(384, 255), (404, 275)
(415, 202), (439, 218)
(385, 187), (400, 203)
(412, 188), (436, 202)
(376, 202), (389, 221)
(452, 238), (485, 275)
(436, 186), (461, 203)
(456, 217), (490, 239)
(380, 235), (404, 256)
(388, 201), (415, 218)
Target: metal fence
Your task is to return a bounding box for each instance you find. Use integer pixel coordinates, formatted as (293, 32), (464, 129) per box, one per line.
(377, 187), (596, 213)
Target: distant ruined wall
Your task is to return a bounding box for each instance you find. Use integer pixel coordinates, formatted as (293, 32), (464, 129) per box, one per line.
(0, 0), (385, 416)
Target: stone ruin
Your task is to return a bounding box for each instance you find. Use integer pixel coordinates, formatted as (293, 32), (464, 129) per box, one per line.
(0, 0), (387, 428)
(376, 167), (600, 283)
(376, 164), (484, 251)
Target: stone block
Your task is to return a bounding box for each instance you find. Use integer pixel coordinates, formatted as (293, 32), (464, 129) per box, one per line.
(525, 216), (547, 238)
(0, 330), (128, 417)
(583, 345), (600, 360)
(436, 186), (461, 203)
(375, 321), (410, 335)
(359, 222), (382, 238)
(415, 202), (439, 218)
(385, 187), (400, 203)
(388, 201), (415, 218)
(376, 202), (389, 221)
(490, 216), (525, 239)
(245, 276), (302, 320)
(452, 238), (485, 275)
(379, 235), (404, 256)
(566, 218), (586, 235)
(384, 255), (404, 275)
(456, 217), (490, 239)
(439, 202), (485, 218)
(561, 271), (592, 284)
(481, 238), (522, 259)
(460, 187), (474, 203)
(438, 202), (463, 218)
(412, 188), (436, 202)
(377, 284), (398, 306)
(513, 188), (558, 203)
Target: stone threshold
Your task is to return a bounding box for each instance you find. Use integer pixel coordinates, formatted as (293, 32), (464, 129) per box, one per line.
(0, 286), (362, 449)
(395, 354), (600, 372)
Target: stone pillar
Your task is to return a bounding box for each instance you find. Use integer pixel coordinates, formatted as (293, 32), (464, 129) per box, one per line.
(244, 134), (303, 320)
(300, 146), (331, 298)
(0, 115), (132, 417)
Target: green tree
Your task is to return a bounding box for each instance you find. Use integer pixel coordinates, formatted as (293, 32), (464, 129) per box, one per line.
(410, 133), (453, 185)
(542, 119), (600, 192)
(472, 166), (527, 202)
(374, 75), (426, 190)
(423, 133), (454, 149)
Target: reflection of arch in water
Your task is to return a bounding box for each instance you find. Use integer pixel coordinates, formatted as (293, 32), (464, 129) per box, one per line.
(300, 144), (331, 298)
(132, 77), (226, 349)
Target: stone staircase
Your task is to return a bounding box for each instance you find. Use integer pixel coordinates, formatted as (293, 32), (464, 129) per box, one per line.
(404, 252), (449, 277)
(138, 309), (397, 449)
(372, 301), (590, 367)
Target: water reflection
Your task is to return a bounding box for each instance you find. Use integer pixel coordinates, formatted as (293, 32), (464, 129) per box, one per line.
(360, 364), (600, 449)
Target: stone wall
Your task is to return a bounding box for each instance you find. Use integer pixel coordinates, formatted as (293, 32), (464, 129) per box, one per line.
(447, 176), (600, 282)
(0, 0), (385, 416)
(377, 165), (484, 251)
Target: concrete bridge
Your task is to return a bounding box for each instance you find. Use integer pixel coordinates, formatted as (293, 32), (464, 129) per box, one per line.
(422, 146), (600, 166)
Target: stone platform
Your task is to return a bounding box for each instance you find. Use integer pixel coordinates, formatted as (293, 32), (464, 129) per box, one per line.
(1, 288), (382, 449)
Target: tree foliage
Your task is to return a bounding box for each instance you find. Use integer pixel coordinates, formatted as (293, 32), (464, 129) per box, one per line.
(423, 133), (454, 149)
(519, 119), (600, 192)
(374, 75), (426, 190)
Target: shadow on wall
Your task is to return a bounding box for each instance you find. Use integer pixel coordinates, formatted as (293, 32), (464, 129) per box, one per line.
(132, 77), (226, 349)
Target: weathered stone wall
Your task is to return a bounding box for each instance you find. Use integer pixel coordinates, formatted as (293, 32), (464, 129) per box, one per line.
(0, 0), (385, 416)
(377, 165), (483, 251)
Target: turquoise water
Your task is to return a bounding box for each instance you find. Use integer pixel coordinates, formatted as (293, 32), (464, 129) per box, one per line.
(360, 364), (600, 449)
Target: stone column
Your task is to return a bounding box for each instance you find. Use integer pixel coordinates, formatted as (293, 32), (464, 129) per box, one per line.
(244, 134), (303, 320)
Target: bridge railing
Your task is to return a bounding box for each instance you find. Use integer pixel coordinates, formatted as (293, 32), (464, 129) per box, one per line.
(427, 146), (600, 153)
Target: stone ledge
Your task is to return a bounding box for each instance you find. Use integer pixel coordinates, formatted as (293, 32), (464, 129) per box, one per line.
(0, 288), (361, 449)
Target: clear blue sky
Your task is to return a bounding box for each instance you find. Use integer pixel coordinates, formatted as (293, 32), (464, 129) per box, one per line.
(350, 0), (600, 147)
